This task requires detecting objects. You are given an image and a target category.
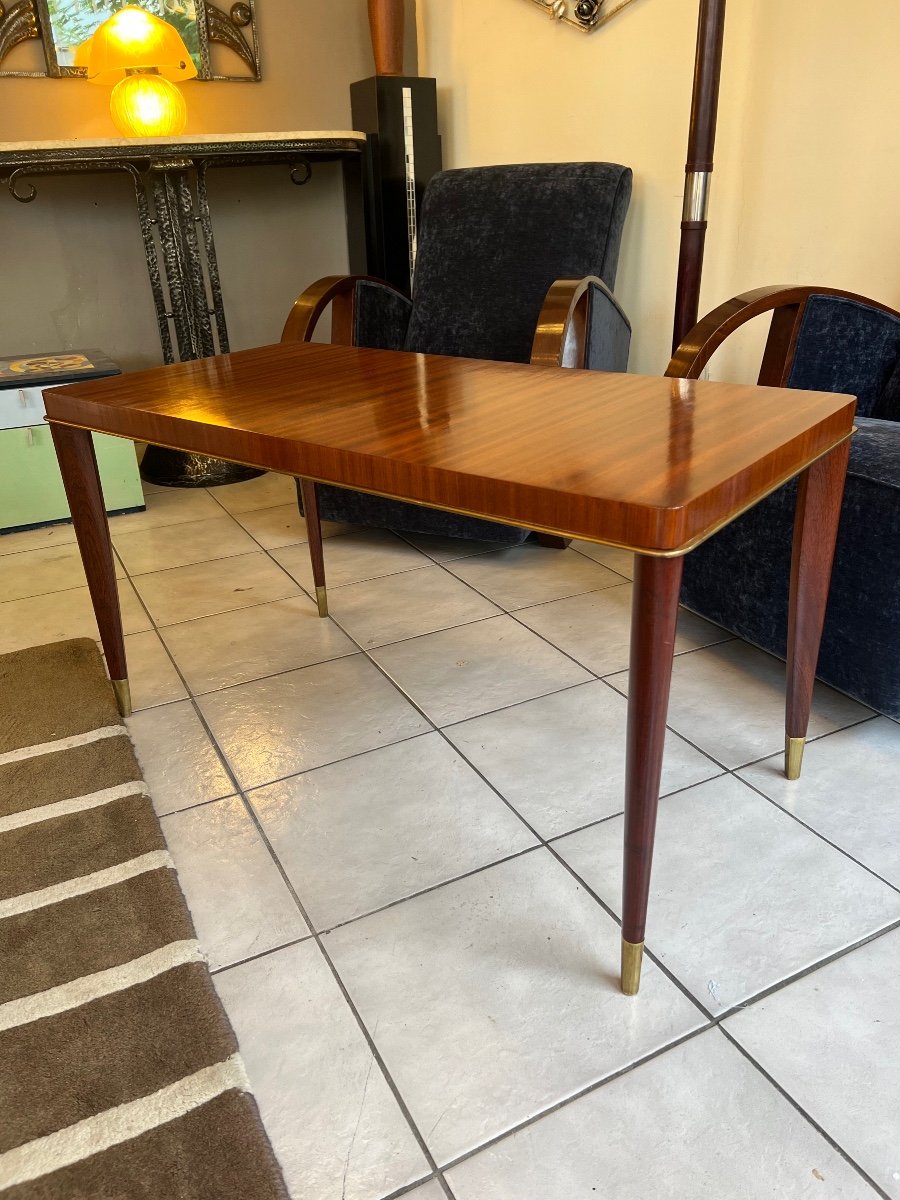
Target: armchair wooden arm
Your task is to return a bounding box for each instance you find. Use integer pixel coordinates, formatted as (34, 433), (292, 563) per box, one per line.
(531, 275), (628, 368)
(280, 274), (409, 346)
(665, 284), (900, 386)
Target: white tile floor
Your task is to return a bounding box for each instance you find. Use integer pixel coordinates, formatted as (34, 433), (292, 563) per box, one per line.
(4, 471), (900, 1200)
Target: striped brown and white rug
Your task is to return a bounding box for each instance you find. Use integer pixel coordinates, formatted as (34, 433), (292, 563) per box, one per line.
(0, 639), (288, 1199)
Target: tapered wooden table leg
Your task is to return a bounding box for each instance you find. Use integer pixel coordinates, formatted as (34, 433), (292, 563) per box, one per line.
(299, 478), (328, 617)
(621, 553), (684, 994)
(785, 439), (851, 779)
(49, 423), (131, 717)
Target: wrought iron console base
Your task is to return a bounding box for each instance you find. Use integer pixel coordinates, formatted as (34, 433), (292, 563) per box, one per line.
(139, 446), (264, 487)
(0, 133), (372, 487)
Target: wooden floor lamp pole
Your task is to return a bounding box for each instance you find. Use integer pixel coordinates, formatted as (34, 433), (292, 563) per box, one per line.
(672, 0), (727, 353)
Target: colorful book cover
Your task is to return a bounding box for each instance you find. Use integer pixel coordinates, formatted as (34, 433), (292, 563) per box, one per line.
(0, 350), (119, 387)
(0, 354), (95, 380)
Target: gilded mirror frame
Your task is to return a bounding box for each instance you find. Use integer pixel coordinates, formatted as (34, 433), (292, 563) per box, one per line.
(521, 0), (640, 32)
(0, 0), (260, 80)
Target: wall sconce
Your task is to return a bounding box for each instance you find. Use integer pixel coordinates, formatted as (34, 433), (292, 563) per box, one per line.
(81, 6), (197, 137)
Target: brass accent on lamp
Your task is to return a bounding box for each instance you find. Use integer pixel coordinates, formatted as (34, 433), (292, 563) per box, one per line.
(81, 6), (197, 137)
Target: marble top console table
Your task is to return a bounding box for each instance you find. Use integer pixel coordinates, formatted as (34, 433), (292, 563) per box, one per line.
(0, 132), (373, 484)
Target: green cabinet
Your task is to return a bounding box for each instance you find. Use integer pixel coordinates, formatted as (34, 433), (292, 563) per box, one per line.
(0, 423), (144, 534)
(0, 351), (144, 534)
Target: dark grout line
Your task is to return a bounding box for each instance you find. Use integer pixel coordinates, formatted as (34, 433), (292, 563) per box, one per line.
(327, 608), (507, 655)
(591, 674), (732, 771)
(364, 1175), (445, 1200)
(121, 545), (276, 580)
(115, 547), (265, 810)
(126, 584), (317, 634)
(596, 669), (879, 775)
(543, 768), (731, 846)
(154, 788), (238, 819)
(229, 799), (457, 1190)
(735, 769), (900, 898)
(437, 675), (596, 732)
(124, 484), (895, 1198)
(209, 932), (314, 976)
(435, 1021), (714, 1176)
(716, 1026), (895, 1200)
(428, 918), (900, 1185)
(314, 586), (721, 1024)
(199, 524), (714, 1183)
(125, 506), (796, 1034)
(714, 917), (900, 1020)
(731, 711), (881, 771)
(237, 729), (435, 794)
(428, 565), (627, 679)
(437, 559), (738, 699)
(309, 844), (541, 939)
(116, 510), (479, 1191)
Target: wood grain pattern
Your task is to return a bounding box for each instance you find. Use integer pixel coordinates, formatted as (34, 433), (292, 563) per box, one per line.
(530, 276), (594, 368)
(298, 477), (327, 611)
(622, 554), (684, 948)
(47, 339), (857, 997)
(48, 424), (127, 684)
(786, 439), (852, 741)
(45, 341), (855, 556)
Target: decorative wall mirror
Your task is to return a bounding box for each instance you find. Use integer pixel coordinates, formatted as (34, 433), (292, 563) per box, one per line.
(521, 0), (639, 32)
(0, 0), (260, 79)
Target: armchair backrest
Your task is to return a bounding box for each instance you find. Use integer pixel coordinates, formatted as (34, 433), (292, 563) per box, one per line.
(787, 294), (900, 420)
(402, 162), (632, 364)
(668, 285), (900, 423)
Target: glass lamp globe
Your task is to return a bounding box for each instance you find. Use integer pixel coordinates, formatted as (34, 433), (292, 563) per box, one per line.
(109, 71), (188, 137)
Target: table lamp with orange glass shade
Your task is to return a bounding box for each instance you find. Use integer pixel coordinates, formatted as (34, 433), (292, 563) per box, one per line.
(78, 6), (197, 137)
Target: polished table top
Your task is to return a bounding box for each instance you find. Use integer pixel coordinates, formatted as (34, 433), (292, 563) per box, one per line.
(45, 341), (856, 555)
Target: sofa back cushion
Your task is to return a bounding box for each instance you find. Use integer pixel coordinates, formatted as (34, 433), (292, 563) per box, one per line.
(787, 294), (900, 419)
(403, 162), (632, 364)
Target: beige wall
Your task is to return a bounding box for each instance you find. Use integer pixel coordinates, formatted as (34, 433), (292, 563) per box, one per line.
(3, 0), (896, 378)
(0, 0), (418, 367)
(416, 0), (900, 379)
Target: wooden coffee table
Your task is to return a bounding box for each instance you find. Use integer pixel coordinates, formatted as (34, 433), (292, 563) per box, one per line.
(44, 341), (856, 995)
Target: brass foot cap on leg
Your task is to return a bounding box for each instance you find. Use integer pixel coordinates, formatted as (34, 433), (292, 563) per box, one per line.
(621, 938), (644, 996)
(112, 678), (132, 718)
(315, 585), (329, 618)
(785, 735), (805, 781)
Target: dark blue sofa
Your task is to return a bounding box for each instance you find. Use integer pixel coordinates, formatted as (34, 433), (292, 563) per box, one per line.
(667, 286), (900, 719)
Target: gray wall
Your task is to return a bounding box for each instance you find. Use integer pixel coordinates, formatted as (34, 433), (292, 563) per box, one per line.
(0, 0), (418, 367)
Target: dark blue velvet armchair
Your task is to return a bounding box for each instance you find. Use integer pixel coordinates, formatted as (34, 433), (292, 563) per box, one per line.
(282, 162), (632, 547)
(667, 286), (900, 719)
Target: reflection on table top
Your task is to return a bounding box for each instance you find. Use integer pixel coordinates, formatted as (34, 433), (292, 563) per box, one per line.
(46, 341), (856, 555)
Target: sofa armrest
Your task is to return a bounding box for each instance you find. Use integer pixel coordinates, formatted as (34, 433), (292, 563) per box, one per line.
(354, 280), (413, 351)
(530, 275), (630, 371)
(281, 274), (410, 346)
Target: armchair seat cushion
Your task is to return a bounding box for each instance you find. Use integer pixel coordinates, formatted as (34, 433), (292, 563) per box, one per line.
(848, 415), (900, 490)
(309, 484), (530, 546)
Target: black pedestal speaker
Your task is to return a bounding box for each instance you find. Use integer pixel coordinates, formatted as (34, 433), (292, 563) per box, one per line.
(350, 75), (443, 295)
